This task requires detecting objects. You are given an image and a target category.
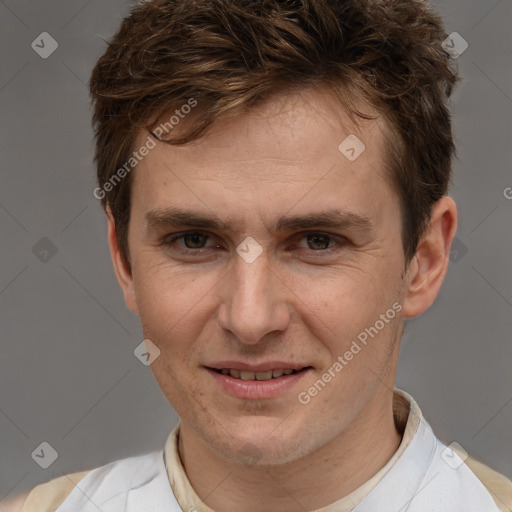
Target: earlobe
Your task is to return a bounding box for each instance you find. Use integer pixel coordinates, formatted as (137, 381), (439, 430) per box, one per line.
(402, 196), (458, 318)
(106, 208), (140, 316)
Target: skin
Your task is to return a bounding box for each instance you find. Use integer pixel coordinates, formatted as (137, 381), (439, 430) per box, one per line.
(106, 88), (457, 512)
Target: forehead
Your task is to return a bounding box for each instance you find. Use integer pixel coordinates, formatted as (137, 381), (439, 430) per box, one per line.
(153, 89), (384, 160)
(130, 88), (396, 227)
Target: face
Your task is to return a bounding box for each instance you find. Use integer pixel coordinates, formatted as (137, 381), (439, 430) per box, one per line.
(112, 89), (426, 466)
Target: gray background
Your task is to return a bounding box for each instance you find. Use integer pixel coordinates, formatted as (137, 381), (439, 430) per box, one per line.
(1, 0), (511, 502)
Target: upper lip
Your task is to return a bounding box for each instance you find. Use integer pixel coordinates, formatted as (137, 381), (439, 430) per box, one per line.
(206, 361), (311, 372)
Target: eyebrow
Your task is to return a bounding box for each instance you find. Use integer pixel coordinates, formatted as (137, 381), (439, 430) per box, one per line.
(145, 207), (374, 234)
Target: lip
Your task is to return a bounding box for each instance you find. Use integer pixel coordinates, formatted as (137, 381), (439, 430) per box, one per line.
(206, 361), (309, 372)
(205, 366), (312, 400)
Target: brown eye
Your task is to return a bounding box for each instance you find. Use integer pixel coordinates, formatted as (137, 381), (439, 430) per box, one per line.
(306, 233), (332, 250)
(161, 231), (217, 254)
(182, 233), (209, 249)
(293, 232), (348, 258)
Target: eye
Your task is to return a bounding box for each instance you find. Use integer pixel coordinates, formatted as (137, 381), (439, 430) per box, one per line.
(301, 233), (334, 250)
(178, 232), (209, 249)
(294, 232), (347, 255)
(161, 231), (219, 254)
(160, 231), (347, 258)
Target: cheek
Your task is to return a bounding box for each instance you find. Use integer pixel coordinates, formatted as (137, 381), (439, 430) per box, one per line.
(295, 266), (399, 355)
(131, 260), (221, 348)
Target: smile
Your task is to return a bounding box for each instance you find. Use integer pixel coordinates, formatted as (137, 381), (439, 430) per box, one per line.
(211, 368), (304, 381)
(206, 366), (312, 399)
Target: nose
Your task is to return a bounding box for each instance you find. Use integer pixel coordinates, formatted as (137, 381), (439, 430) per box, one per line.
(217, 247), (291, 345)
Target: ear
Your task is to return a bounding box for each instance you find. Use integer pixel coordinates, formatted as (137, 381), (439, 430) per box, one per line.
(106, 207), (139, 316)
(402, 196), (458, 318)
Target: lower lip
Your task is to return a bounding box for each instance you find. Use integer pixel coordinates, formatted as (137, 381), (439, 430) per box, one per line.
(206, 367), (311, 399)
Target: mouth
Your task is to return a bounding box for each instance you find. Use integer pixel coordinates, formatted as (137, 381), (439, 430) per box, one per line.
(208, 367), (311, 381)
(205, 365), (313, 399)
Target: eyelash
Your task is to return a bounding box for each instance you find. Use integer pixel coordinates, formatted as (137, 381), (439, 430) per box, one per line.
(160, 231), (347, 257)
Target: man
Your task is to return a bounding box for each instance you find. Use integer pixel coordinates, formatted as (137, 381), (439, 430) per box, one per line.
(11, 0), (512, 510)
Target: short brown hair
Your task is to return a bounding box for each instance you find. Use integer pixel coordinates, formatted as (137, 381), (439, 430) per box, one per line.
(89, 0), (460, 267)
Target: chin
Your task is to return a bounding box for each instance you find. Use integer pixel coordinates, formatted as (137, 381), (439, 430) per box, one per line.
(211, 417), (312, 466)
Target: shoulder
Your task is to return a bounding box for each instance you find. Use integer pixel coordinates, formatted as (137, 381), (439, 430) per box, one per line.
(0, 491), (32, 512)
(12, 450), (163, 512)
(417, 437), (512, 512)
(16, 450), (167, 512)
(1, 470), (90, 512)
(466, 455), (512, 512)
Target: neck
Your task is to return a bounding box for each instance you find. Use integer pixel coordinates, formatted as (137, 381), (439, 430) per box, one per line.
(178, 387), (403, 512)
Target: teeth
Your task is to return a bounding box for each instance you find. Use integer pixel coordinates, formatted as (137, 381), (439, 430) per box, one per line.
(217, 368), (301, 380)
(255, 370), (273, 380)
